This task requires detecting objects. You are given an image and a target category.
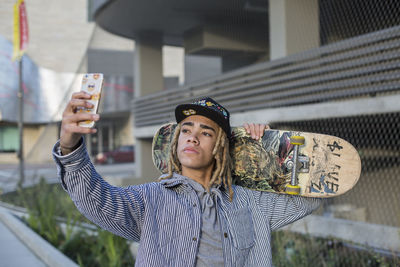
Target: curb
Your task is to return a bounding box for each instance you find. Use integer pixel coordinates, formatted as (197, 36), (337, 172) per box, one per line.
(0, 206), (78, 267)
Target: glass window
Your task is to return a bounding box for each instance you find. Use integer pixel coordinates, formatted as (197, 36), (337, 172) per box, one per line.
(0, 126), (19, 152)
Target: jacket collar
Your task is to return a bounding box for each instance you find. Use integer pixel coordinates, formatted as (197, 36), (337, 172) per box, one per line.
(159, 172), (226, 199)
(159, 173), (188, 188)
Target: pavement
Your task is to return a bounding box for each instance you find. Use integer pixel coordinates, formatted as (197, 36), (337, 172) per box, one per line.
(0, 204), (78, 267)
(0, 215), (47, 267)
(0, 161), (136, 266)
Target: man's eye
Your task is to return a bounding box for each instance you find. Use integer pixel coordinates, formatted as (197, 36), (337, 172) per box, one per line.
(203, 132), (212, 137)
(181, 129), (189, 133)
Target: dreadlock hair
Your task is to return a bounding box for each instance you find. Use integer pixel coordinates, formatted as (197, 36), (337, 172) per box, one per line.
(161, 123), (234, 201)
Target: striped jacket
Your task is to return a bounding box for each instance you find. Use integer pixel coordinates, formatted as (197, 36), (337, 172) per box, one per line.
(53, 141), (321, 267)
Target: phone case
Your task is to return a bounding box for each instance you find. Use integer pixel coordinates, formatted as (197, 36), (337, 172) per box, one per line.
(77, 73), (104, 128)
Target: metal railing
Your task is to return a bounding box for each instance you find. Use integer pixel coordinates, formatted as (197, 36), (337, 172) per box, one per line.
(133, 25), (400, 127)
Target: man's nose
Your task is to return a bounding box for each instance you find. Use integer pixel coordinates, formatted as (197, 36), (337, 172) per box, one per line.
(187, 133), (199, 143)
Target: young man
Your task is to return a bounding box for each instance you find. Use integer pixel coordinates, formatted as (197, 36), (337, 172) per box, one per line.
(53, 95), (321, 267)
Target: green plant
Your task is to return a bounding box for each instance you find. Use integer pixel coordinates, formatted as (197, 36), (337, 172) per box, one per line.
(272, 231), (399, 267)
(0, 178), (134, 266)
(91, 229), (133, 267)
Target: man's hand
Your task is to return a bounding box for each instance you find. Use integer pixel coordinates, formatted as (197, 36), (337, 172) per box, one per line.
(59, 92), (100, 155)
(243, 123), (270, 140)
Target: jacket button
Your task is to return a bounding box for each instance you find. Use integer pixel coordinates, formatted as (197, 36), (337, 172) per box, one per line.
(192, 237), (197, 241)
(224, 232), (228, 238)
(193, 203), (197, 207)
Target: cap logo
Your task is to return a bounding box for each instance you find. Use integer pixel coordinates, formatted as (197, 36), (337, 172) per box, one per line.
(195, 99), (228, 119)
(183, 109), (196, 116)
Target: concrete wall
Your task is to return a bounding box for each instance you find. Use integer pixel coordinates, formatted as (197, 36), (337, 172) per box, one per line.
(0, 0), (94, 73)
(115, 114), (134, 146)
(25, 124), (59, 163)
(269, 0), (320, 60)
(88, 49), (134, 76)
(283, 215), (400, 253)
(0, 153), (18, 164)
(184, 55), (222, 85)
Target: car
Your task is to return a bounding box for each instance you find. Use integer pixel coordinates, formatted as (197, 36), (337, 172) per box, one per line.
(95, 145), (135, 164)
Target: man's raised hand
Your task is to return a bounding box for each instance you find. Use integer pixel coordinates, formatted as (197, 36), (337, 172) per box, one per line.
(59, 92), (100, 155)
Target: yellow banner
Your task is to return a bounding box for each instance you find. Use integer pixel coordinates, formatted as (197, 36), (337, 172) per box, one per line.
(12, 0), (20, 61)
(12, 0), (28, 61)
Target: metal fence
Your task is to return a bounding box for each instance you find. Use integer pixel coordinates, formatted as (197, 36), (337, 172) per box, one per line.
(273, 113), (400, 227)
(132, 0), (400, 263)
(261, 111), (400, 267)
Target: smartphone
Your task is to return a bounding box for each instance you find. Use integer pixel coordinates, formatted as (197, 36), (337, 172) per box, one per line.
(77, 73), (104, 128)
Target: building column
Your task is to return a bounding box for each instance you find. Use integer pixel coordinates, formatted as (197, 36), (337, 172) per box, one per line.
(269, 0), (320, 60)
(109, 124), (114, 151)
(86, 134), (92, 156)
(134, 33), (164, 181)
(97, 127), (103, 153)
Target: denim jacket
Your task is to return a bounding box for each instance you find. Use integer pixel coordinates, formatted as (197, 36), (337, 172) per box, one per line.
(52, 140), (321, 267)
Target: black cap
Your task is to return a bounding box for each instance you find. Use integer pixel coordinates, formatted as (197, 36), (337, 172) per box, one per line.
(175, 97), (231, 138)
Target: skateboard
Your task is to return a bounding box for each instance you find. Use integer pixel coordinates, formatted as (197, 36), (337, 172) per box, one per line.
(152, 123), (361, 198)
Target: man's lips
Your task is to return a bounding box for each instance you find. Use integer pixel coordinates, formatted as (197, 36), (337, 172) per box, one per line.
(183, 147), (199, 153)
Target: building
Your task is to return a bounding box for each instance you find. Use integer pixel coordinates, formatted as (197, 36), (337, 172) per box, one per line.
(88, 0), (400, 253)
(0, 0), (95, 164)
(0, 1), (184, 163)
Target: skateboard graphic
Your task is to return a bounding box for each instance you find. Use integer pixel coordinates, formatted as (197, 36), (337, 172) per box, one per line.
(152, 123), (361, 198)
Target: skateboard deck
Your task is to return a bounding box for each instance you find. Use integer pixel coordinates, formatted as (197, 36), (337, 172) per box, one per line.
(152, 123), (361, 198)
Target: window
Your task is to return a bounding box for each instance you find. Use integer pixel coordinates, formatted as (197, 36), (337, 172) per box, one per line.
(0, 126), (19, 152)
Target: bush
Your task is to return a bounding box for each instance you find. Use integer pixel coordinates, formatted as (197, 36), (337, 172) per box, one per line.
(272, 231), (399, 267)
(0, 178), (135, 267)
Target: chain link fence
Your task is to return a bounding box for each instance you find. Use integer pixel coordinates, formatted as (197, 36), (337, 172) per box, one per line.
(274, 113), (400, 227)
(272, 114), (400, 265)
(270, 0), (400, 264)
(1, 0), (400, 265)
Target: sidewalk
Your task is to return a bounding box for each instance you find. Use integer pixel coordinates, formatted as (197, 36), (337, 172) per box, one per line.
(0, 218), (46, 267)
(0, 205), (78, 267)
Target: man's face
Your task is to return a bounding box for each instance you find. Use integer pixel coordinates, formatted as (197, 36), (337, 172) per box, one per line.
(177, 115), (219, 172)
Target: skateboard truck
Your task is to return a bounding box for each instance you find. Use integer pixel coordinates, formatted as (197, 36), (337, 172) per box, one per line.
(286, 136), (305, 195)
(285, 156), (309, 173)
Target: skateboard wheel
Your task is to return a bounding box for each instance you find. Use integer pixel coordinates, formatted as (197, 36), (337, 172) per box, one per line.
(290, 136), (305, 146)
(285, 184), (301, 195)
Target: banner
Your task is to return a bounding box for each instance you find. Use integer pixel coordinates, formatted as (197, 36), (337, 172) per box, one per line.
(19, 1), (29, 52)
(12, 0), (29, 61)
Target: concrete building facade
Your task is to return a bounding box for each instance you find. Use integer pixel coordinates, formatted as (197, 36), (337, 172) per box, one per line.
(0, 1), (222, 163)
(88, 0), (400, 253)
